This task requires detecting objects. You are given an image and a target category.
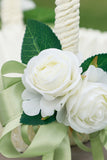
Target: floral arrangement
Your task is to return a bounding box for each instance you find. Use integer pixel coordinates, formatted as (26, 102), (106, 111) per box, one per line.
(0, 19), (107, 160)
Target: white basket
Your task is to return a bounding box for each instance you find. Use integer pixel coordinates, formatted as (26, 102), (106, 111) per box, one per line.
(0, 0), (107, 152)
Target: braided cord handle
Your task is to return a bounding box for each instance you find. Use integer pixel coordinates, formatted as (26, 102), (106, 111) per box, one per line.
(54, 0), (80, 54)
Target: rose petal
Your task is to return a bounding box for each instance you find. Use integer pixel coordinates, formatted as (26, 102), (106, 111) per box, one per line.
(56, 107), (69, 126)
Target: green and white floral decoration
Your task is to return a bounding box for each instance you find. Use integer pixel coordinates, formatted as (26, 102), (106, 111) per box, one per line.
(0, 20), (107, 160)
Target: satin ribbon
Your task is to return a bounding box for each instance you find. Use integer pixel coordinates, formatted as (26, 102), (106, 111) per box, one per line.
(0, 61), (71, 160)
(90, 132), (104, 160)
(0, 122), (70, 159)
(100, 127), (107, 149)
(72, 131), (91, 152)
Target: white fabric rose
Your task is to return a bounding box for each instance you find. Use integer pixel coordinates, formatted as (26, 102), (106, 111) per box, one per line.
(22, 48), (82, 117)
(57, 65), (107, 134)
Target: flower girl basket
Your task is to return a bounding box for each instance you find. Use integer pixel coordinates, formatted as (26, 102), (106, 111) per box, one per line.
(0, 0), (107, 155)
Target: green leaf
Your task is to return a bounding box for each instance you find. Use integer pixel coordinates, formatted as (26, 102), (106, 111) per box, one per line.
(81, 54), (107, 73)
(20, 112), (57, 125)
(21, 19), (62, 64)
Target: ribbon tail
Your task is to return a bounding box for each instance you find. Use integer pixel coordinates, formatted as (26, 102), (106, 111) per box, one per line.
(42, 133), (71, 160)
(90, 132), (104, 160)
(54, 133), (71, 160)
(0, 123), (68, 158)
(100, 128), (107, 150)
(72, 131), (91, 152)
(42, 152), (54, 160)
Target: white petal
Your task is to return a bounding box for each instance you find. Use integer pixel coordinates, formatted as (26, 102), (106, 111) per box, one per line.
(23, 49), (81, 98)
(41, 109), (54, 118)
(40, 97), (63, 117)
(22, 99), (39, 116)
(22, 72), (32, 91)
(22, 92), (42, 116)
(22, 89), (36, 100)
(40, 93), (71, 117)
(85, 65), (107, 84)
(40, 98), (55, 117)
(55, 93), (72, 111)
(42, 94), (55, 101)
(56, 107), (69, 126)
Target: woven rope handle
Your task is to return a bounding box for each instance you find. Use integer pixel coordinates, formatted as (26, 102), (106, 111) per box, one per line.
(54, 0), (80, 54)
(1, 0), (23, 27)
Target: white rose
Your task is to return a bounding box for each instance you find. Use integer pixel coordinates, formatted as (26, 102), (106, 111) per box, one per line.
(22, 48), (82, 117)
(57, 65), (107, 134)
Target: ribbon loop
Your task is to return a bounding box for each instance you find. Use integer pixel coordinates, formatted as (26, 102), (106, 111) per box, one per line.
(0, 61), (26, 126)
(1, 61), (26, 89)
(0, 82), (24, 126)
(0, 122), (68, 159)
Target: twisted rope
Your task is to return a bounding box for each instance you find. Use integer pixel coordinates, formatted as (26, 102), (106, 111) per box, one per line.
(54, 0), (80, 54)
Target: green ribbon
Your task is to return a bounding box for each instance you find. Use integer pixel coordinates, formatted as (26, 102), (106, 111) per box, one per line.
(72, 131), (91, 152)
(0, 122), (69, 158)
(43, 134), (71, 160)
(1, 61), (26, 89)
(100, 127), (107, 150)
(90, 132), (104, 160)
(0, 61), (71, 160)
(0, 82), (24, 126)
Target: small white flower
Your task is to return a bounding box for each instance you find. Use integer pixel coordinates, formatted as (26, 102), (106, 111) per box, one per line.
(57, 65), (107, 134)
(22, 48), (82, 117)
